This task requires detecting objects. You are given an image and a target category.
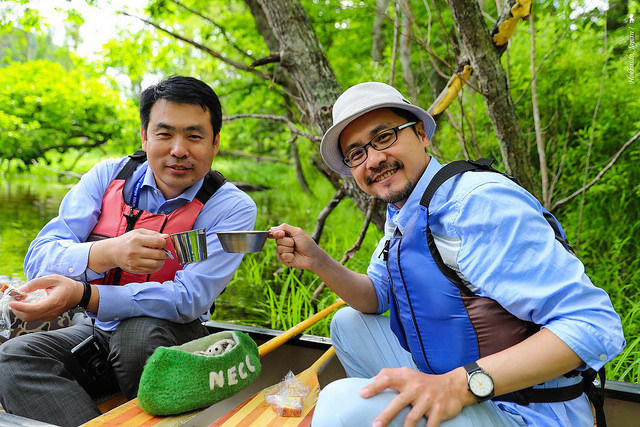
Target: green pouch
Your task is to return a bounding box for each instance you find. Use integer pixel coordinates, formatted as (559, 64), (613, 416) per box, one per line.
(137, 330), (261, 415)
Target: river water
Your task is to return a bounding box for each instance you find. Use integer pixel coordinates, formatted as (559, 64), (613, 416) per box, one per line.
(0, 173), (70, 281)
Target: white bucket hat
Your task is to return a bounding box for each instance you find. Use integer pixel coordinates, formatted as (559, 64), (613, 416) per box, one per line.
(320, 82), (436, 176)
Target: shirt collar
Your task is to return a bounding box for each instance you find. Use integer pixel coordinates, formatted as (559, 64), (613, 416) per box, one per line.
(387, 156), (443, 234)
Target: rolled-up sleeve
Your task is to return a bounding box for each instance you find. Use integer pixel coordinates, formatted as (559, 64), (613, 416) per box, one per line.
(452, 178), (625, 370)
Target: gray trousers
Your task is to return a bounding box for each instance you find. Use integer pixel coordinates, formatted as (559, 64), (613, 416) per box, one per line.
(0, 315), (208, 426)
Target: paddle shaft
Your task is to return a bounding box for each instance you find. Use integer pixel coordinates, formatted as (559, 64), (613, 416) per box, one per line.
(258, 300), (345, 357)
(210, 346), (337, 426)
(306, 346), (335, 375)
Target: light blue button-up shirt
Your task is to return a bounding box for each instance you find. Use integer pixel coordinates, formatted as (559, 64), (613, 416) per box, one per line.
(24, 156), (257, 331)
(367, 157), (625, 425)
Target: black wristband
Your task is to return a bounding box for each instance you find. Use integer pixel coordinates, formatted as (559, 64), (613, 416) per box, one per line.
(78, 281), (91, 309)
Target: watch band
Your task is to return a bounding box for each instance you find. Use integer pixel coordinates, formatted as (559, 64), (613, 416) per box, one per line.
(78, 281), (92, 309)
(463, 361), (482, 374)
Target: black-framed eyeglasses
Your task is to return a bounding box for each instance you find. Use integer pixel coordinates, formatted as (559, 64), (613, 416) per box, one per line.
(342, 121), (417, 168)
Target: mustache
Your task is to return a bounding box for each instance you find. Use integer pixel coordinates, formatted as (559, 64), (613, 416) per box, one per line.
(366, 161), (403, 185)
(166, 161), (194, 169)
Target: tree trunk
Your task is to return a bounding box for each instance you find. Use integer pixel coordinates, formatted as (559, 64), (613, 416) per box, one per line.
(255, 0), (339, 133)
(372, 0), (390, 63)
(255, 0), (387, 230)
(399, 0), (418, 102)
(529, 13), (548, 207)
(243, 0), (298, 95)
(445, 0), (537, 195)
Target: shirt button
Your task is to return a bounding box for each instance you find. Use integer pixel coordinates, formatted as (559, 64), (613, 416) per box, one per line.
(599, 354), (607, 362)
(68, 267), (74, 273)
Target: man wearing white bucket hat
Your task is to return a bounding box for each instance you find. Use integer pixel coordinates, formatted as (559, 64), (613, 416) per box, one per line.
(271, 82), (624, 426)
(0, 76), (257, 426)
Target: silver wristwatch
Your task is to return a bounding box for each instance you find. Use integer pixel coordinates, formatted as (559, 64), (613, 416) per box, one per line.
(464, 361), (495, 403)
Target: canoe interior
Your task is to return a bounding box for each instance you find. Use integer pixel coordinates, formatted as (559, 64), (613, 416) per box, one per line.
(186, 320), (346, 425)
(603, 380), (640, 427)
(1, 320), (638, 426)
(201, 321), (640, 427)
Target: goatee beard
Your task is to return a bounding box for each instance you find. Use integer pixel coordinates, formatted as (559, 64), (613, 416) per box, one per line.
(366, 161), (412, 204)
(379, 179), (413, 204)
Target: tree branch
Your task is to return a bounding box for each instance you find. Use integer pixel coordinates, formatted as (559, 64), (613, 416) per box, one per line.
(30, 160), (83, 179)
(576, 19), (607, 247)
(223, 113), (320, 141)
(372, 0), (390, 62)
(529, 14), (549, 208)
(389, 1), (400, 86)
(312, 197), (378, 303)
(118, 11), (272, 81)
(311, 187), (347, 243)
(398, 1), (455, 78)
(251, 53), (281, 67)
(513, 17), (574, 105)
(290, 134), (312, 195)
(217, 150), (291, 164)
(169, 0), (255, 61)
(551, 130), (640, 211)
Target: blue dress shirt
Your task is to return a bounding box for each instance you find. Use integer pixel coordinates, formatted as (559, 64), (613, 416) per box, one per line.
(24, 156), (257, 331)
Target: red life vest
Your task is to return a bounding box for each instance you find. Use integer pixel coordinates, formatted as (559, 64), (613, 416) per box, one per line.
(88, 151), (226, 285)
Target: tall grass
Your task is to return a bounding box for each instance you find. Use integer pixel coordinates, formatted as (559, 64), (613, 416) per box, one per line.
(210, 152), (380, 337)
(560, 190), (640, 384)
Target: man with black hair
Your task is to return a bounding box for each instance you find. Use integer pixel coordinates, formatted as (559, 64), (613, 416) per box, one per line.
(0, 76), (256, 426)
(270, 82), (624, 426)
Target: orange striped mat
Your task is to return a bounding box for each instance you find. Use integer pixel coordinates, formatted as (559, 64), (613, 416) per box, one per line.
(82, 398), (203, 426)
(208, 382), (318, 427)
(83, 391), (317, 427)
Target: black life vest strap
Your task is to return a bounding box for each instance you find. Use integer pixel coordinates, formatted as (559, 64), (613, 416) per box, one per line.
(496, 367), (607, 426)
(115, 150), (148, 180)
(495, 378), (584, 404)
(196, 170), (227, 204)
(583, 367), (607, 427)
(420, 158), (509, 297)
(419, 158), (505, 208)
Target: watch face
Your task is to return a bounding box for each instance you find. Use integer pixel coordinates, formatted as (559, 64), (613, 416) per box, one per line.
(469, 371), (493, 397)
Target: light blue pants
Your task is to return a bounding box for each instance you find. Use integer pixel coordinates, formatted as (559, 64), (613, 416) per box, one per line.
(312, 307), (525, 427)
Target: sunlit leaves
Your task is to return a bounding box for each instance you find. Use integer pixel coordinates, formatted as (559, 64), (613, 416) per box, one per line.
(0, 60), (138, 164)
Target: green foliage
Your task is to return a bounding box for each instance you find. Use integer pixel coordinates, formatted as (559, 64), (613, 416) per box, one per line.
(0, 26), (73, 66)
(0, 60), (139, 165)
(1, 0), (639, 383)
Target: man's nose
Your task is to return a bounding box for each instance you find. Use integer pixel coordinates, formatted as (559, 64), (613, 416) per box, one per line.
(365, 146), (388, 168)
(170, 137), (189, 158)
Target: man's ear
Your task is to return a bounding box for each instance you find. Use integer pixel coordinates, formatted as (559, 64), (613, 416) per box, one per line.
(415, 121), (430, 149)
(212, 133), (220, 157)
(141, 127), (148, 152)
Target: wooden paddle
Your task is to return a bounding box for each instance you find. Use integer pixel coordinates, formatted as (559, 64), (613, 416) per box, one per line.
(82, 300), (345, 426)
(258, 299), (344, 357)
(210, 346), (336, 426)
